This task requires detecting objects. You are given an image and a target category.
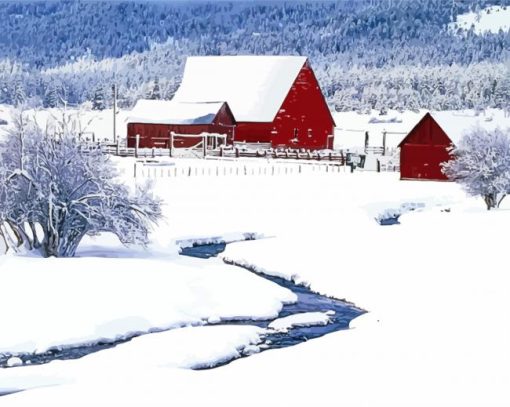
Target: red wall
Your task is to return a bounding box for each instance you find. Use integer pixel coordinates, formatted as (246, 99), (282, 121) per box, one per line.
(234, 61), (335, 150)
(127, 63), (334, 151)
(127, 103), (235, 148)
(399, 113), (453, 181)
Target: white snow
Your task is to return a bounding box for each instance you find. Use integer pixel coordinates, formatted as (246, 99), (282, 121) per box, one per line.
(6, 358), (23, 368)
(173, 56), (307, 122)
(450, 5), (510, 34)
(430, 110), (510, 144)
(268, 312), (332, 332)
(1, 109), (510, 406)
(128, 99), (225, 125)
(0, 256), (295, 353)
(0, 325), (264, 394)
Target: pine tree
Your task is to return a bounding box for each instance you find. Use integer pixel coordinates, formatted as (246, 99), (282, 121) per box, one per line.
(92, 86), (106, 111)
(12, 80), (25, 107)
(43, 84), (59, 108)
(150, 77), (161, 100)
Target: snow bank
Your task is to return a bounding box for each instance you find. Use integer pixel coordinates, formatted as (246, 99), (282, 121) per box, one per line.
(268, 312), (332, 332)
(0, 325), (264, 395)
(2, 157), (510, 406)
(0, 256), (295, 353)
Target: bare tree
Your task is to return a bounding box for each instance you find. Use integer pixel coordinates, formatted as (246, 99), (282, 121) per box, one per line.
(0, 110), (162, 257)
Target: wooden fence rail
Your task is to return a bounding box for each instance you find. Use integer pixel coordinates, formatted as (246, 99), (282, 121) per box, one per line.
(93, 143), (347, 164)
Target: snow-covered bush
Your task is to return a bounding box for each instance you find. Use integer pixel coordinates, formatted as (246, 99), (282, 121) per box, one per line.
(0, 111), (162, 257)
(442, 127), (510, 210)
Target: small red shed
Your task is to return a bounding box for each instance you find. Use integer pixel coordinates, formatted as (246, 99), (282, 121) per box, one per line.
(398, 113), (453, 181)
(173, 56), (335, 150)
(127, 100), (235, 148)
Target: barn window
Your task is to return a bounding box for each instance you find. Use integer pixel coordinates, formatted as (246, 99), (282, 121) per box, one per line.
(308, 129), (312, 138)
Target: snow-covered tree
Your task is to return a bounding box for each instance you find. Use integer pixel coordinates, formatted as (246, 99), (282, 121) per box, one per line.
(0, 111), (162, 257)
(43, 84), (60, 108)
(150, 77), (161, 100)
(12, 80), (25, 107)
(442, 127), (510, 210)
(92, 86), (106, 111)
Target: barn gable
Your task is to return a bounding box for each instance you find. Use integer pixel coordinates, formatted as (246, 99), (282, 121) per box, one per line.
(173, 56), (308, 122)
(398, 113), (453, 148)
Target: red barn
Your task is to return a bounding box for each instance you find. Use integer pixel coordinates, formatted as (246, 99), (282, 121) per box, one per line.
(398, 112), (454, 181)
(127, 100), (235, 148)
(172, 56), (335, 150)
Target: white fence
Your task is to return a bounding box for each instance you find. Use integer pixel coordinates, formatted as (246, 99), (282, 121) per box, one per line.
(134, 161), (346, 178)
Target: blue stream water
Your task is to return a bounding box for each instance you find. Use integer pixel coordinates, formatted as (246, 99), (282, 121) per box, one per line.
(0, 243), (364, 372)
(181, 243), (364, 366)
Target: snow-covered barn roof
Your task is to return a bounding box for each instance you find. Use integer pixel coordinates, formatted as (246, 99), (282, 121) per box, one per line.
(172, 56), (308, 122)
(128, 100), (225, 125)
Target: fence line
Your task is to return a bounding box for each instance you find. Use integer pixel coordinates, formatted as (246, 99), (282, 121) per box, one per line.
(134, 162), (346, 178)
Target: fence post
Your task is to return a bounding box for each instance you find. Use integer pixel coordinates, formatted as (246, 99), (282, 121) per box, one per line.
(135, 134), (140, 158)
(152, 148), (155, 158)
(382, 131), (387, 156)
(235, 147), (240, 158)
(377, 159), (381, 173)
(203, 136), (207, 157)
(116, 138), (120, 156)
(133, 162), (137, 178)
(220, 146), (223, 157)
(169, 132), (174, 157)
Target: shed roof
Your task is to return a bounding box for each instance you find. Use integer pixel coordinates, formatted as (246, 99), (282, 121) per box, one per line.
(172, 56), (308, 122)
(128, 100), (225, 125)
(429, 111), (510, 144)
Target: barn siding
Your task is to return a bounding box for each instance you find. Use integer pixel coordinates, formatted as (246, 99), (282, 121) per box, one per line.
(233, 61), (335, 150)
(399, 113), (453, 181)
(127, 102), (235, 148)
(272, 61), (335, 150)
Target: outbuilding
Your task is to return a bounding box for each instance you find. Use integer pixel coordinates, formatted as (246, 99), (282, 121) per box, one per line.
(398, 111), (510, 181)
(127, 100), (235, 149)
(398, 112), (453, 181)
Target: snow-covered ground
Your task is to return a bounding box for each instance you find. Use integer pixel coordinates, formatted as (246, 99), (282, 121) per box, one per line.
(0, 255), (294, 354)
(1, 108), (510, 405)
(268, 312), (333, 332)
(450, 5), (510, 34)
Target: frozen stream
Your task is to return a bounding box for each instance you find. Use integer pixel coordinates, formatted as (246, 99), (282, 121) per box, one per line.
(181, 243), (364, 367)
(0, 243), (363, 372)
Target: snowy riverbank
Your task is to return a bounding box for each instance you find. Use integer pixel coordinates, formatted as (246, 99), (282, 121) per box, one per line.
(1, 167), (509, 406)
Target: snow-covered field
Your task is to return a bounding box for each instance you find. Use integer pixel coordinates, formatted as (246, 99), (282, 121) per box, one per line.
(451, 5), (510, 34)
(1, 108), (510, 405)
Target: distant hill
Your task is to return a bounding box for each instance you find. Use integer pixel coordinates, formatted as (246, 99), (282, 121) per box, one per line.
(0, 0), (509, 111)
